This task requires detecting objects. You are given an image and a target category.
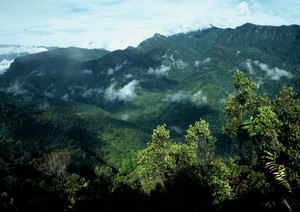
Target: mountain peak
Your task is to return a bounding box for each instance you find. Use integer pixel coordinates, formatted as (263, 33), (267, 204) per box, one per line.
(153, 33), (164, 38)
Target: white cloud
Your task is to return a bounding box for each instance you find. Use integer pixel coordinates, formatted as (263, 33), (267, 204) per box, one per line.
(173, 59), (187, 69)
(169, 126), (182, 134)
(254, 60), (292, 80)
(107, 61), (127, 75)
(61, 93), (70, 101)
(0, 45), (48, 55)
(203, 58), (211, 63)
(1, 1), (299, 50)
(220, 93), (235, 105)
(147, 65), (170, 77)
(107, 68), (114, 75)
(191, 90), (208, 104)
(120, 113), (130, 121)
(195, 58), (211, 67)
(219, 98), (227, 105)
(44, 91), (55, 98)
(236, 1), (250, 16)
(165, 91), (190, 103)
(83, 69), (93, 75)
(0, 59), (14, 74)
(6, 81), (28, 96)
(82, 87), (103, 98)
(164, 90), (208, 104)
(105, 80), (139, 102)
(162, 53), (187, 69)
(245, 59), (255, 75)
(28, 70), (45, 76)
(195, 61), (201, 67)
(124, 73), (133, 79)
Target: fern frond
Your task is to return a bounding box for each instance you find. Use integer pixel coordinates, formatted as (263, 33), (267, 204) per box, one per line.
(263, 150), (292, 192)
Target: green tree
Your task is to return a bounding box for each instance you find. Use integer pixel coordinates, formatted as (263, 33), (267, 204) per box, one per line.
(272, 87), (300, 192)
(124, 124), (197, 194)
(185, 119), (216, 163)
(55, 173), (89, 209)
(43, 149), (72, 178)
(114, 71), (300, 210)
(224, 71), (300, 210)
(223, 70), (260, 159)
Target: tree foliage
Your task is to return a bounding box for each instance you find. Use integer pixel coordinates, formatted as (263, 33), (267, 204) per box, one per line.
(1, 71), (300, 211)
(185, 119), (216, 162)
(222, 70), (300, 210)
(130, 124), (198, 194)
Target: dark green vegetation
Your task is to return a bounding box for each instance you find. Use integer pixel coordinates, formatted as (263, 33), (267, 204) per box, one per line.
(0, 23), (300, 211)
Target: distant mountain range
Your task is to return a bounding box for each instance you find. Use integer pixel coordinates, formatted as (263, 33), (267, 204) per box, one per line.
(0, 45), (57, 74)
(0, 44), (58, 60)
(0, 23), (299, 166)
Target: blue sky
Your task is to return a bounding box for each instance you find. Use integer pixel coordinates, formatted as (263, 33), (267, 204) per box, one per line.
(0, 0), (299, 50)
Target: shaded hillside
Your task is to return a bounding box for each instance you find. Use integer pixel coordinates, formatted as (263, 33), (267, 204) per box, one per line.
(1, 23), (300, 210)
(1, 23), (299, 137)
(0, 98), (150, 169)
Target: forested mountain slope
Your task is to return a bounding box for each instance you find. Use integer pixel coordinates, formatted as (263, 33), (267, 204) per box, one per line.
(0, 23), (299, 163)
(0, 23), (300, 211)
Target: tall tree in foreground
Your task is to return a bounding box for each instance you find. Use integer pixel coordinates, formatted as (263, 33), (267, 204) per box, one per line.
(223, 70), (300, 210)
(133, 124), (197, 194)
(114, 70), (300, 211)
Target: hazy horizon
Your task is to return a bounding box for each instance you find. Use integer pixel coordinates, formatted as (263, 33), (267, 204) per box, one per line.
(1, 0), (300, 51)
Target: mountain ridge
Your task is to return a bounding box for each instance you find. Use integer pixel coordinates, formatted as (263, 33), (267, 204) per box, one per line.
(0, 23), (299, 166)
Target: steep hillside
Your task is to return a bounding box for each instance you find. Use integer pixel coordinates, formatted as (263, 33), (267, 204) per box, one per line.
(0, 100), (150, 168)
(1, 23), (299, 144)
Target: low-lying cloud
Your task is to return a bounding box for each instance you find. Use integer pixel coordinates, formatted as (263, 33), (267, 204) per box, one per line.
(245, 59), (254, 75)
(106, 61), (127, 75)
(0, 59), (14, 74)
(147, 65), (170, 77)
(165, 90), (208, 104)
(162, 53), (187, 69)
(124, 73), (133, 79)
(105, 80), (139, 102)
(246, 59), (293, 80)
(253, 61), (292, 80)
(82, 87), (103, 98)
(61, 93), (70, 101)
(83, 69), (93, 75)
(169, 126), (182, 134)
(195, 58), (211, 67)
(165, 91), (190, 103)
(120, 113), (130, 121)
(0, 45), (48, 55)
(5, 81), (28, 96)
(191, 90), (208, 104)
(28, 70), (45, 77)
